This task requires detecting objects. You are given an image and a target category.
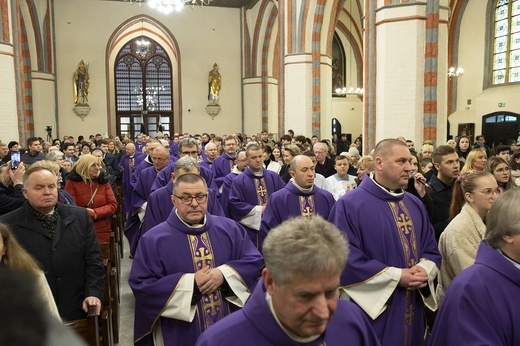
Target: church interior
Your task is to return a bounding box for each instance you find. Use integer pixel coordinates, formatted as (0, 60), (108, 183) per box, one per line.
(1, 0), (518, 151)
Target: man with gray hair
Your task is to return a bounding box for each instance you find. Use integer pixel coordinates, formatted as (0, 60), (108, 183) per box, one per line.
(314, 142), (336, 178)
(141, 156), (224, 236)
(196, 216), (380, 345)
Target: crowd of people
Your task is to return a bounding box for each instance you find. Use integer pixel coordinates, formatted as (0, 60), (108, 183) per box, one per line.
(0, 129), (519, 346)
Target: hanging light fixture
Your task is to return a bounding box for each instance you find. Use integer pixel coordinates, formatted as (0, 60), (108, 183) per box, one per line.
(448, 67), (464, 79)
(335, 1), (363, 97)
(134, 20), (152, 59)
(125, 0), (213, 14)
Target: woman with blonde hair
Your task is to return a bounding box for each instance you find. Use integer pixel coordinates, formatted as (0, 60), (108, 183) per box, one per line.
(65, 154), (117, 242)
(460, 148), (487, 173)
(437, 171), (498, 302)
(355, 155), (374, 185)
(0, 223), (60, 319)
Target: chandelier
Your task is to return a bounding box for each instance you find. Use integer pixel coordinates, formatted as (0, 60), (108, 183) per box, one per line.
(448, 67), (464, 79)
(135, 86), (166, 111)
(124, 0), (213, 14)
(335, 87), (364, 96)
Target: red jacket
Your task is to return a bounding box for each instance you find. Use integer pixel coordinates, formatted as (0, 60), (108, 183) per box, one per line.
(65, 171), (117, 242)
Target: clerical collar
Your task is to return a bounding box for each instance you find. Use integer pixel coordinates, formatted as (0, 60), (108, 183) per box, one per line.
(175, 209), (206, 228)
(290, 179), (313, 193)
(370, 173), (404, 196)
(265, 293), (321, 343)
(497, 249), (520, 270)
(250, 168), (264, 177)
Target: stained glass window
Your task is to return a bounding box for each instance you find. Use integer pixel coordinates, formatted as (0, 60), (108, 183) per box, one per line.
(493, 0), (520, 84)
(114, 37), (174, 139)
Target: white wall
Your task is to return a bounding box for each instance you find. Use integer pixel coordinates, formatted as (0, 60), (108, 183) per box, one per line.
(53, 1), (242, 139)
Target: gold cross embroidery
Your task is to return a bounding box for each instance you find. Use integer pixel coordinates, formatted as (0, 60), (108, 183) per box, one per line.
(301, 206), (314, 218)
(257, 185), (267, 197)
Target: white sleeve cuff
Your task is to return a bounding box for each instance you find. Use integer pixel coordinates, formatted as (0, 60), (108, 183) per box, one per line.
(217, 265), (251, 307)
(416, 259), (439, 311)
(161, 274), (197, 322)
(137, 202), (148, 221)
(339, 267), (401, 320)
(239, 205), (263, 231)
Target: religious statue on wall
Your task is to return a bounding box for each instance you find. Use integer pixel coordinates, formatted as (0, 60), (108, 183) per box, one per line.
(208, 63), (221, 105)
(73, 60), (90, 105)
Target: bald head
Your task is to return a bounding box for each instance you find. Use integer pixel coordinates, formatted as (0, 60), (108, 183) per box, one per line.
(204, 142), (218, 161)
(289, 155), (315, 189)
(126, 142), (136, 156)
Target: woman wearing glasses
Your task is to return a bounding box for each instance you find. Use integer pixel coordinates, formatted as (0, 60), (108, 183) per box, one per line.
(485, 157), (516, 193)
(436, 171), (498, 303)
(65, 154), (117, 242)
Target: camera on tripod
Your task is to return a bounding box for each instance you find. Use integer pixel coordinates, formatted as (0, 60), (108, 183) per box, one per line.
(46, 125), (53, 133)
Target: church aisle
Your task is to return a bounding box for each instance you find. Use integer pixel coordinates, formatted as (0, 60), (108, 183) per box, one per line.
(118, 239), (135, 346)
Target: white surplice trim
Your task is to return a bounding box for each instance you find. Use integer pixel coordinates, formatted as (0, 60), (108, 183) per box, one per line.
(217, 264), (251, 307)
(416, 258), (439, 311)
(339, 266), (401, 320)
(239, 205), (263, 231)
(161, 273), (197, 322)
(137, 201), (147, 221)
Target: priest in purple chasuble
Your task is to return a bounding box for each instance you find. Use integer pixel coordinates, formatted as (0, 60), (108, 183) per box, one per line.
(212, 136), (238, 189)
(196, 216), (380, 346)
(221, 150), (247, 218)
(141, 157), (225, 237)
(118, 143), (144, 213)
(129, 174), (263, 346)
(428, 190), (520, 346)
(228, 144), (285, 248)
(125, 147), (171, 256)
(129, 140), (163, 188)
(329, 139), (440, 346)
(260, 155), (335, 250)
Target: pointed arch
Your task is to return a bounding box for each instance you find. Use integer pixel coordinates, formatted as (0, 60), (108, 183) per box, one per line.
(105, 15), (182, 135)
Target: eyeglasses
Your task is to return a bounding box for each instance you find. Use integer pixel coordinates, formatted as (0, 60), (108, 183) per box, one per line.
(173, 194), (208, 205)
(477, 188), (500, 197)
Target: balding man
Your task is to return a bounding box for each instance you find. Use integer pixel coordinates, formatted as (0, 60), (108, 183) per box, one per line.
(260, 155), (335, 249)
(126, 146), (172, 256)
(130, 140), (163, 188)
(329, 138), (440, 346)
(314, 142), (336, 178)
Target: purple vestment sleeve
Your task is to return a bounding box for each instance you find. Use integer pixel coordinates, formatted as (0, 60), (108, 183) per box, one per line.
(130, 157), (152, 188)
(212, 155), (236, 188)
(428, 242), (520, 346)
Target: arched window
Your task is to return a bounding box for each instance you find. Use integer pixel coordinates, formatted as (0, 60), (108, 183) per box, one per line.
(332, 32), (346, 97)
(492, 0), (520, 85)
(114, 36), (173, 139)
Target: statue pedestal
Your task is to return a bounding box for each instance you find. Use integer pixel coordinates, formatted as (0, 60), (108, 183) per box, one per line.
(205, 105), (221, 120)
(73, 105), (91, 121)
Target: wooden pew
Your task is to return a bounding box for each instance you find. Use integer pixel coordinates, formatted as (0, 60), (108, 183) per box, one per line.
(100, 241), (120, 344)
(65, 305), (100, 346)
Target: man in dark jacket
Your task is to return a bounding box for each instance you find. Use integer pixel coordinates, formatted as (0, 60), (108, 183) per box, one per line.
(0, 165), (104, 320)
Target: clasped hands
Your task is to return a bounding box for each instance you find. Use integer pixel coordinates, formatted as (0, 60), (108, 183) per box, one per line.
(399, 265), (428, 291)
(195, 265), (224, 295)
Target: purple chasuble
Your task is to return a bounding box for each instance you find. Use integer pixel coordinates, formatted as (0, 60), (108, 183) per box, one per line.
(260, 181), (335, 250)
(130, 156), (153, 188)
(221, 171), (240, 218)
(195, 279), (381, 346)
(141, 179), (224, 236)
(119, 152), (144, 213)
(428, 241), (520, 346)
(228, 167), (285, 248)
(328, 176), (440, 346)
(129, 212), (263, 346)
(212, 154), (236, 188)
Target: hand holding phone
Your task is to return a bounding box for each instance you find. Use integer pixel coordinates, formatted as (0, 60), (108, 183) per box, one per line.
(11, 152), (20, 170)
